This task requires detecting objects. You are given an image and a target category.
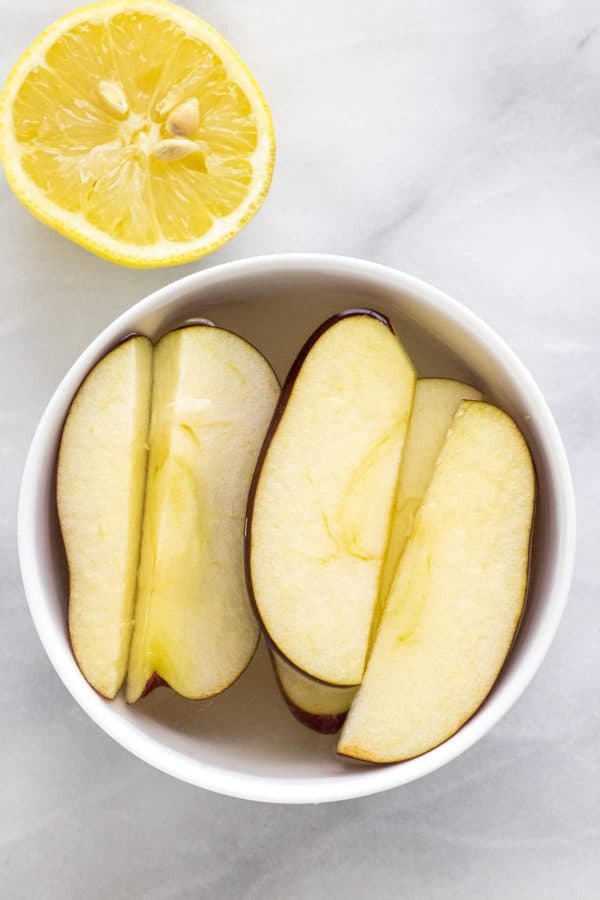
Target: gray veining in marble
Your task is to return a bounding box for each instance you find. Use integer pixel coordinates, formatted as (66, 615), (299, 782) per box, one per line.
(1, 0), (599, 897)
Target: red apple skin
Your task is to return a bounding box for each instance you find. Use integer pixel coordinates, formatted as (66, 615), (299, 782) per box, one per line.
(139, 673), (167, 698)
(281, 700), (348, 735)
(273, 669), (348, 734)
(244, 309), (396, 687)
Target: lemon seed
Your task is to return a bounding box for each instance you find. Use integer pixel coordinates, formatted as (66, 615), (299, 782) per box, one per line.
(98, 80), (128, 116)
(166, 98), (200, 137)
(153, 138), (200, 161)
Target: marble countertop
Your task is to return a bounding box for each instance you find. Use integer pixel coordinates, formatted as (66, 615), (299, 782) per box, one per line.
(2, 0), (598, 897)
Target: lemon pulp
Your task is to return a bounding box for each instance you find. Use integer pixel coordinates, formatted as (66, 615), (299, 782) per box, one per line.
(0, 1), (274, 266)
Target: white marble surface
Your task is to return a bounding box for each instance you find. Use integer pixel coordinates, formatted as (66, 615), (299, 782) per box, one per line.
(1, 0), (599, 896)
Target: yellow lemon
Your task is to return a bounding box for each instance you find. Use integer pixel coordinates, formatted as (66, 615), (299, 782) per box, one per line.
(0, 0), (275, 267)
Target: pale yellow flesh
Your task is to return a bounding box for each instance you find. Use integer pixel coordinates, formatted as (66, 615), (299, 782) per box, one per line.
(272, 654), (357, 717)
(126, 326), (279, 702)
(379, 378), (482, 604)
(57, 337), (152, 698)
(250, 315), (416, 687)
(338, 401), (535, 763)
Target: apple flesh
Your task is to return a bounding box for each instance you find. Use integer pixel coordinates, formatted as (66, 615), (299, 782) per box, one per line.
(338, 401), (535, 763)
(126, 325), (279, 702)
(57, 336), (152, 699)
(247, 310), (416, 687)
(379, 378), (482, 606)
(272, 653), (357, 734)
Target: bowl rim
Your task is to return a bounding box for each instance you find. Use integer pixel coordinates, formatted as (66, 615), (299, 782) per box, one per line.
(18, 253), (576, 804)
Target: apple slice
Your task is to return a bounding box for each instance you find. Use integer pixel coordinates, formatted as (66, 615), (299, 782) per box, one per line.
(271, 653), (357, 734)
(338, 401), (535, 763)
(57, 336), (152, 699)
(126, 326), (279, 702)
(247, 310), (416, 687)
(379, 378), (482, 605)
(276, 378), (480, 733)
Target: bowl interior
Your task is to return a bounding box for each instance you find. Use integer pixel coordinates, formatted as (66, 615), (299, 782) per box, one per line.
(21, 258), (572, 801)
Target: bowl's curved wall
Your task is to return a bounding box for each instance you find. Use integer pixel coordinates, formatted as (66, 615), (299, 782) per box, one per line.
(18, 255), (575, 803)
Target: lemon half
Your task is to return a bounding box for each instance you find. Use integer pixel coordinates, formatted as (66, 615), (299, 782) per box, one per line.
(0, 0), (275, 267)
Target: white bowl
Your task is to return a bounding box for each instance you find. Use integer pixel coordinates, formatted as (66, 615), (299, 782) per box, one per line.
(18, 254), (575, 804)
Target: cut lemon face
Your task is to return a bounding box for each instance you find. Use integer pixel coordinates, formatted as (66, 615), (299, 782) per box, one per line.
(0, 0), (275, 267)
